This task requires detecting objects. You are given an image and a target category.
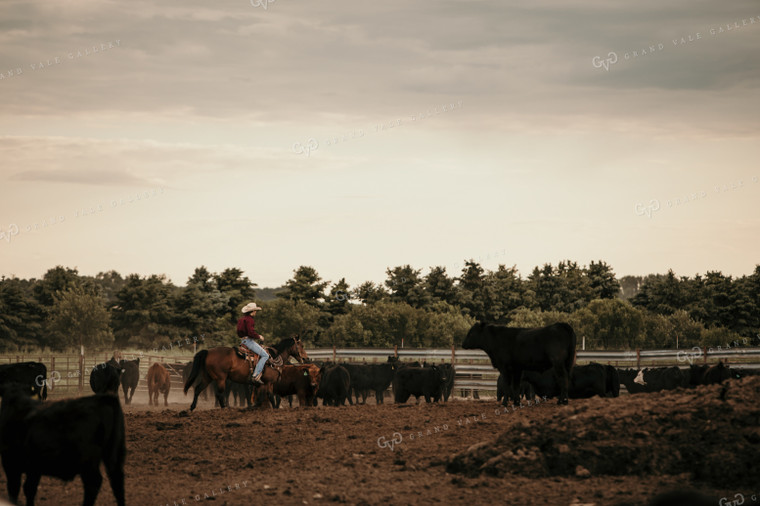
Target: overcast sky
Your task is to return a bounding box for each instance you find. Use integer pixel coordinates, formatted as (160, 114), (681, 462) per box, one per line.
(1, 0), (759, 289)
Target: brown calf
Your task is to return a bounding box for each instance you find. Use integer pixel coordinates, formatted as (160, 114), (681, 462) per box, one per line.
(147, 363), (171, 407)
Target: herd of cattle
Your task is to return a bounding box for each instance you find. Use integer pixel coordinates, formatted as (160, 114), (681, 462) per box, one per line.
(497, 360), (754, 403)
(181, 357), (456, 409)
(0, 319), (757, 505)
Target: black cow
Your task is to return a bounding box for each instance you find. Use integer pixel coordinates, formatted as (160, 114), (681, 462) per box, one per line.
(618, 367), (689, 393)
(440, 363), (455, 402)
(393, 365), (449, 404)
(521, 363), (614, 400)
(387, 356), (421, 369)
(704, 361), (738, 384)
(341, 363), (395, 404)
(366, 363), (395, 404)
(341, 364), (371, 403)
(605, 364), (620, 397)
(224, 382), (252, 407)
(688, 361), (738, 386)
(422, 362), (455, 402)
(0, 384), (126, 506)
(118, 358), (140, 405)
(462, 322), (576, 405)
(687, 364), (709, 387)
(0, 362), (48, 400)
(317, 364), (351, 406)
(89, 358), (123, 396)
(618, 368), (646, 393)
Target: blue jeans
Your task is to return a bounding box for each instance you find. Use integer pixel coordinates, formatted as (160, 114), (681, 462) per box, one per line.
(241, 339), (269, 377)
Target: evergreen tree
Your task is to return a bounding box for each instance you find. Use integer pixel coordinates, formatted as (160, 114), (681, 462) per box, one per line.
(47, 285), (114, 351)
(354, 281), (387, 305)
(276, 266), (327, 308)
(214, 267), (257, 322)
(423, 266), (458, 306)
(0, 277), (44, 350)
(111, 274), (176, 347)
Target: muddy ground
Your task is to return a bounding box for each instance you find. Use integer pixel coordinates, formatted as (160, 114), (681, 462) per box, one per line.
(1, 377), (759, 506)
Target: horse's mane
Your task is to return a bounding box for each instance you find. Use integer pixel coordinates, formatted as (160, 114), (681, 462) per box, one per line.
(271, 337), (296, 355)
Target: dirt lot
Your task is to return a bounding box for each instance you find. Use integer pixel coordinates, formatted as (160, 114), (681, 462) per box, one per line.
(1, 377), (759, 506)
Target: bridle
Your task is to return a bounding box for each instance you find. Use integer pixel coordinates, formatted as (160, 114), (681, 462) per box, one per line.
(290, 338), (308, 364)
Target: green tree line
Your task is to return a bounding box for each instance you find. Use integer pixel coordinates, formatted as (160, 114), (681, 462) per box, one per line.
(1, 262), (758, 352)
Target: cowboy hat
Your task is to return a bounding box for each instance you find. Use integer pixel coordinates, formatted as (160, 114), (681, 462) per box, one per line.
(242, 302), (262, 313)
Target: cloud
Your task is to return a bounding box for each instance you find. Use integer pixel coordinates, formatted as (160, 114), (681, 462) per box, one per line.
(0, 0), (759, 285)
(9, 168), (148, 186)
(0, 0), (755, 136)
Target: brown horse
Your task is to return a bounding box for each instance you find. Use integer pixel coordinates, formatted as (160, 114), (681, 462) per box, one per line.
(147, 363), (171, 407)
(183, 337), (308, 411)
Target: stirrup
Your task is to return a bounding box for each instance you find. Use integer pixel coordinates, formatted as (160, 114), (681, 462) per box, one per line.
(252, 373), (263, 384)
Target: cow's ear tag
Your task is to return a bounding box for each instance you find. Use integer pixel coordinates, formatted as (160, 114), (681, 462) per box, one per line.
(304, 371), (308, 376)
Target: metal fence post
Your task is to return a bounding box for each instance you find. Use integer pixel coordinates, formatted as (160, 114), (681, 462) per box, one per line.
(78, 347), (85, 394)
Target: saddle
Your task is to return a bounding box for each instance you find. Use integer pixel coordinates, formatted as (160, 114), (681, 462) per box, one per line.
(233, 345), (284, 382)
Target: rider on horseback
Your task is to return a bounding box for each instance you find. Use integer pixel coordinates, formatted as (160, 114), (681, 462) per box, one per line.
(237, 302), (269, 384)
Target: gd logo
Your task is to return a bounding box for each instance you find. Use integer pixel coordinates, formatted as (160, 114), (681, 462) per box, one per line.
(250, 0), (276, 9)
(35, 371), (62, 388)
(676, 346), (703, 365)
(634, 199), (660, 218)
(377, 432), (403, 451)
(592, 52), (618, 71)
(0, 224), (19, 243)
(720, 493), (751, 506)
(293, 138), (318, 157)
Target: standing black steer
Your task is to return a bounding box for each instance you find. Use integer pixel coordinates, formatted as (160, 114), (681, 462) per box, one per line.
(118, 358), (140, 405)
(89, 358), (123, 396)
(317, 364), (351, 406)
(0, 362), (48, 400)
(462, 322), (576, 406)
(341, 363), (395, 404)
(393, 365), (448, 404)
(366, 363), (395, 404)
(424, 363), (455, 402)
(0, 385), (126, 506)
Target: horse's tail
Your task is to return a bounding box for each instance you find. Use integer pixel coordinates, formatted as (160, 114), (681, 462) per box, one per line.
(183, 350), (208, 394)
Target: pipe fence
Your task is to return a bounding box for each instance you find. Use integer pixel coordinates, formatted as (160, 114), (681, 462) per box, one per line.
(2, 346), (758, 399)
